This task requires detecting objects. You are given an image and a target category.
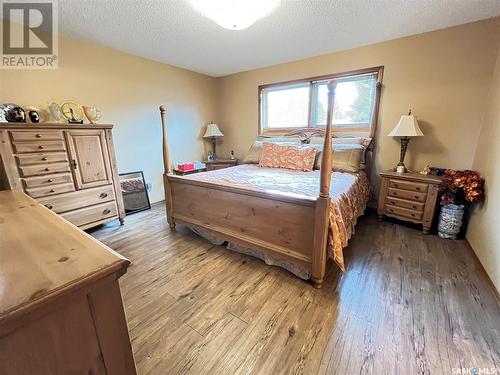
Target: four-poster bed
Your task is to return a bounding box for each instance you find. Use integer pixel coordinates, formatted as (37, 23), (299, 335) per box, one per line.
(159, 79), (379, 288)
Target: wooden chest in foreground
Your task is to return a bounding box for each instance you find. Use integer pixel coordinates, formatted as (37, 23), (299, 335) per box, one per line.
(0, 190), (136, 375)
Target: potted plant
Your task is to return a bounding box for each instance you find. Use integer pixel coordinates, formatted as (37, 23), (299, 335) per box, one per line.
(437, 169), (485, 239)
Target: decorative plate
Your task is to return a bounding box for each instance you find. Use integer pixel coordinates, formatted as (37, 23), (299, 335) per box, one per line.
(60, 101), (84, 123)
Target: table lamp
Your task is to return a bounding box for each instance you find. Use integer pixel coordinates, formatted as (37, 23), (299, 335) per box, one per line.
(203, 122), (224, 160)
(388, 110), (424, 173)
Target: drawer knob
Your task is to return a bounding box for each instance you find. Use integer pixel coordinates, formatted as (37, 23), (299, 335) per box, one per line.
(36, 134), (42, 138)
(50, 189), (55, 193)
(414, 196), (419, 199)
(394, 184), (399, 187)
(413, 205), (417, 209)
(47, 179), (53, 183)
(102, 208), (111, 215)
(38, 145), (44, 149)
(393, 192), (397, 196)
(45, 167), (50, 171)
(99, 192), (108, 199)
(416, 187), (421, 191)
(45, 203), (53, 210)
(411, 213), (415, 217)
(41, 157), (48, 161)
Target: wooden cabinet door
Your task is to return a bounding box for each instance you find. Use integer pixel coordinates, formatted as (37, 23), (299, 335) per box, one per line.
(66, 130), (113, 190)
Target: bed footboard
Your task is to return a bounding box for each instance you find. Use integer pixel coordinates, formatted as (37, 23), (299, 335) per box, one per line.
(167, 177), (317, 274)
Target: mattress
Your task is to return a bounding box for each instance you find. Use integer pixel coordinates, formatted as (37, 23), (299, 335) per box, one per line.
(181, 164), (370, 271)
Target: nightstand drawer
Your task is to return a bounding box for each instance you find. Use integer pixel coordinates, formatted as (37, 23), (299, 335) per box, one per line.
(388, 188), (426, 202)
(384, 204), (423, 221)
(208, 164), (232, 170)
(385, 196), (424, 212)
(389, 179), (428, 193)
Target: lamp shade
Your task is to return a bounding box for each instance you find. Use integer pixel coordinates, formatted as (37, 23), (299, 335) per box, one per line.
(203, 122), (224, 138)
(388, 115), (424, 137)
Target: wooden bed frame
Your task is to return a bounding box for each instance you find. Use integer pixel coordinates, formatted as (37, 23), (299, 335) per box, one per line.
(160, 79), (381, 288)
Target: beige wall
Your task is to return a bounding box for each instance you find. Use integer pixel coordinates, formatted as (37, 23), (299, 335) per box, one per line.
(0, 30), (217, 203)
(216, 18), (500, 195)
(467, 45), (500, 291)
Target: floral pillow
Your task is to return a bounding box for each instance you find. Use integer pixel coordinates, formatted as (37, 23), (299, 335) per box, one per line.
(258, 142), (317, 171)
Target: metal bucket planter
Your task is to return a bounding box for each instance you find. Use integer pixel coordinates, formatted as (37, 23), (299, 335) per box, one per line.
(438, 204), (465, 239)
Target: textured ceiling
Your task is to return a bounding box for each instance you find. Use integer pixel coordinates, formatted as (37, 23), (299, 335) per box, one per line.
(59, 0), (500, 77)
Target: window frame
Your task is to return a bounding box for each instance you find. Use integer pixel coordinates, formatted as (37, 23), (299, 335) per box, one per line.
(258, 66), (384, 135)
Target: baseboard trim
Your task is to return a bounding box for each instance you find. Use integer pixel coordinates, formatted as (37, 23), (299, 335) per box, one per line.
(151, 200), (165, 207)
(465, 239), (500, 304)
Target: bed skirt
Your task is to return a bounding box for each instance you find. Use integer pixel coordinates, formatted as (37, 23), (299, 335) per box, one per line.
(187, 199), (367, 280)
(188, 226), (311, 279)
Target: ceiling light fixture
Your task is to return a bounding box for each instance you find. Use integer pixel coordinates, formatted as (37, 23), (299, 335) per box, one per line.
(188, 0), (281, 31)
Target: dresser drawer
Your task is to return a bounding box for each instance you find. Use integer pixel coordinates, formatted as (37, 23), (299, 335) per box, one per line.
(26, 182), (75, 198)
(385, 196), (425, 212)
(12, 140), (66, 153)
(19, 161), (71, 177)
(9, 130), (63, 142)
(384, 204), (423, 221)
(23, 173), (73, 188)
(16, 152), (69, 166)
(389, 179), (428, 193)
(387, 188), (427, 202)
(61, 201), (117, 227)
(38, 185), (115, 213)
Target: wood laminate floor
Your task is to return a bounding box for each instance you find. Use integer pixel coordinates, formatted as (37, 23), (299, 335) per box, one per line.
(90, 204), (500, 375)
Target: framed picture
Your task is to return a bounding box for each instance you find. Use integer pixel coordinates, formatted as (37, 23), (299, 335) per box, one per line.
(119, 171), (151, 215)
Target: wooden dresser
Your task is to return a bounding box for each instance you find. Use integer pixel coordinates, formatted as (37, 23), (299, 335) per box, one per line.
(0, 190), (136, 375)
(0, 123), (125, 229)
(377, 170), (442, 234)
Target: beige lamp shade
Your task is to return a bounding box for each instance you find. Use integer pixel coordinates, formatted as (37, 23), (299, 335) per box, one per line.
(203, 122), (224, 138)
(388, 114), (424, 137)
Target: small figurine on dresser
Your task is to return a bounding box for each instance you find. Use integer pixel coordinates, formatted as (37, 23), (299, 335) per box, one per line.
(0, 103), (25, 123)
(420, 164), (431, 175)
(83, 105), (102, 124)
(24, 106), (48, 123)
(48, 101), (62, 123)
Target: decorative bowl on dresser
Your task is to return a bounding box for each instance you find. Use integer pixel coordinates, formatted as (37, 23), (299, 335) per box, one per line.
(204, 158), (238, 171)
(0, 123), (125, 229)
(377, 170), (442, 234)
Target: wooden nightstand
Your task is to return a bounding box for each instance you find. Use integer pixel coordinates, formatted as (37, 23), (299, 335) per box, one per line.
(204, 159), (238, 171)
(173, 167), (206, 176)
(377, 170), (442, 234)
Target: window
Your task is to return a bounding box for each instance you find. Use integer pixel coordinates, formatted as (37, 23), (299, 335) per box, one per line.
(259, 67), (382, 133)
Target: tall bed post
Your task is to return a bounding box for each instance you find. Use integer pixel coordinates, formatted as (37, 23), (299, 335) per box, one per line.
(311, 80), (336, 289)
(159, 105), (176, 231)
